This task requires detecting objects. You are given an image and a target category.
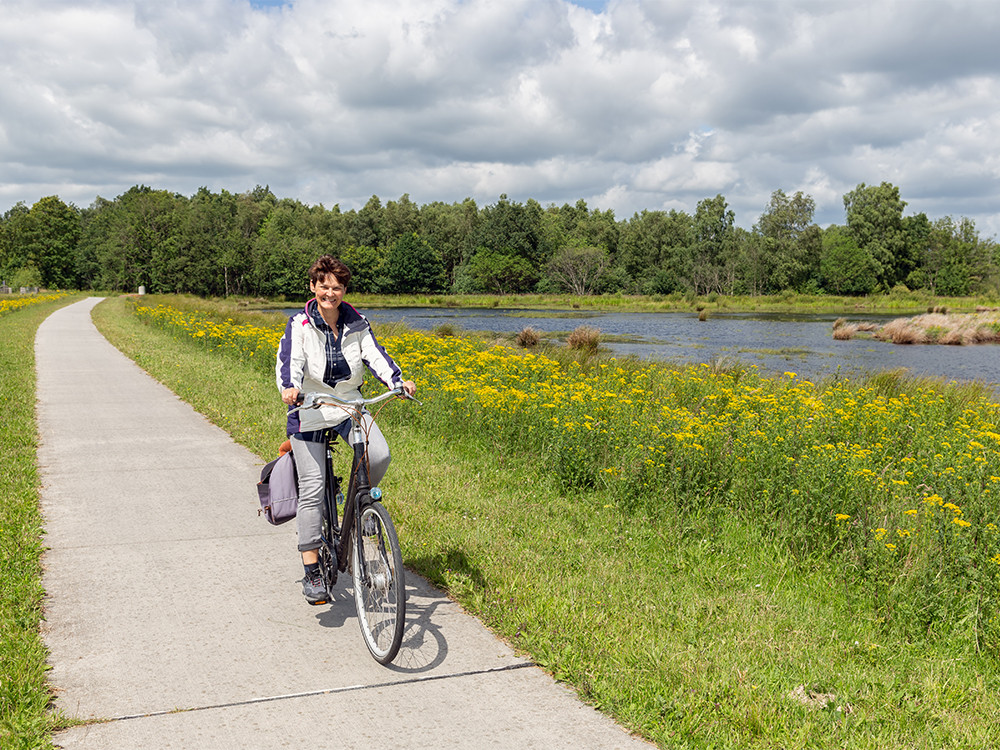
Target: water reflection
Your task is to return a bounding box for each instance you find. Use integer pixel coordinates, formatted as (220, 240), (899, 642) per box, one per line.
(294, 307), (1000, 386)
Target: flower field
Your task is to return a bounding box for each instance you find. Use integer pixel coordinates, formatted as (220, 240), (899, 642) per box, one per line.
(131, 299), (1000, 654)
(129, 300), (284, 364)
(0, 293), (66, 317)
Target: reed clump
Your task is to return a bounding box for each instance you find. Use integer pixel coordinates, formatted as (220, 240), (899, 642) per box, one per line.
(515, 326), (541, 348)
(875, 312), (1000, 345)
(567, 325), (601, 353)
(831, 319), (877, 340)
(832, 322), (858, 340)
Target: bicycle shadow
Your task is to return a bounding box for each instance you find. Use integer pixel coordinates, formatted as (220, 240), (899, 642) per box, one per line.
(307, 572), (450, 674)
(383, 579), (453, 673)
(385, 548), (489, 674)
(310, 550), (490, 675)
(312, 584), (355, 630)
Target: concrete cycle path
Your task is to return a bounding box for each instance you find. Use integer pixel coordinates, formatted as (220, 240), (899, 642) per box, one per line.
(37, 298), (651, 749)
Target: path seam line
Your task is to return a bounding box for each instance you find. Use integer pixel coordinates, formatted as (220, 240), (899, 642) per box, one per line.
(105, 662), (535, 723)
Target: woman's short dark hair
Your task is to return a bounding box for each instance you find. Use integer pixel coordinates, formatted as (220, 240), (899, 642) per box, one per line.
(309, 255), (352, 288)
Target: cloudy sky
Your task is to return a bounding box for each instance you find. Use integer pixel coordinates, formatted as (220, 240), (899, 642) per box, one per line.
(2, 0), (999, 235)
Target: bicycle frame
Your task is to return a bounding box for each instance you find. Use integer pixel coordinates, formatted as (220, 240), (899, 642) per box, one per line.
(320, 416), (373, 585)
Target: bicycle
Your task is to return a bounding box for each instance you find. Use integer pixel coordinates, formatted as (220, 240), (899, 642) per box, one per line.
(289, 386), (416, 664)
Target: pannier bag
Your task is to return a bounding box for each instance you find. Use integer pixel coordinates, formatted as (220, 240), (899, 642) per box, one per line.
(257, 449), (298, 525)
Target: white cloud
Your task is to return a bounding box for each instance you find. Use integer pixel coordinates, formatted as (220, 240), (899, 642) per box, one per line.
(0, 0), (998, 240)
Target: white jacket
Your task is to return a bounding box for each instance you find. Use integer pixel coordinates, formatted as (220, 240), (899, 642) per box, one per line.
(276, 300), (403, 433)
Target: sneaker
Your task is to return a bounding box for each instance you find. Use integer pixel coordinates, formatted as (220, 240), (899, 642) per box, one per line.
(302, 571), (329, 605)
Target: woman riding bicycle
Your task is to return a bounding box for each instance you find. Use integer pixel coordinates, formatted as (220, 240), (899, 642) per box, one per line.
(276, 255), (416, 604)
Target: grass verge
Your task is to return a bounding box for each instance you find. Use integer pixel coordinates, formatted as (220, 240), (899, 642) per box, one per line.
(0, 293), (82, 750)
(91, 296), (1000, 749)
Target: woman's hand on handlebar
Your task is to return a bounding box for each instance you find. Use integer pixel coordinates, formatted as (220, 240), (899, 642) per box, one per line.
(401, 380), (416, 398)
(281, 387), (300, 406)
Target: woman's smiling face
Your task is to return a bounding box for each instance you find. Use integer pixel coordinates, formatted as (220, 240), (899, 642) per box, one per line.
(310, 273), (346, 312)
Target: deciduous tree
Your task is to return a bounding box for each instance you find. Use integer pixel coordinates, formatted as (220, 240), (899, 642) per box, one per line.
(820, 225), (878, 295)
(340, 245), (387, 293)
(0, 202), (31, 285)
(546, 243), (610, 295)
(91, 186), (184, 292)
(251, 198), (332, 298)
(381, 233), (446, 294)
(418, 198), (479, 287)
(615, 209), (692, 293)
(463, 195), (544, 267)
(463, 249), (537, 294)
(756, 190), (821, 291)
(688, 195), (737, 295)
(843, 182), (910, 289)
(921, 216), (991, 296)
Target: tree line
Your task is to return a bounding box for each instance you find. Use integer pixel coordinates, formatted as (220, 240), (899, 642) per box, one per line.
(1, 182), (996, 298)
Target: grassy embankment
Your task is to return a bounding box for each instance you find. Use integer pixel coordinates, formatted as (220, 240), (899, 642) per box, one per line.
(90, 294), (1000, 749)
(239, 289), (1000, 315)
(0, 293), (81, 750)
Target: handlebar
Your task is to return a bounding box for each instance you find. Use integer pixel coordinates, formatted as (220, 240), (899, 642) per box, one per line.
(290, 387), (421, 414)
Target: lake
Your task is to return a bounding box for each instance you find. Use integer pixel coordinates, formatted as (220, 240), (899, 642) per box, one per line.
(287, 306), (1000, 386)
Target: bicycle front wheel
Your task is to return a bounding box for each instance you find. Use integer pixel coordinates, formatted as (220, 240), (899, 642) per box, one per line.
(352, 501), (405, 664)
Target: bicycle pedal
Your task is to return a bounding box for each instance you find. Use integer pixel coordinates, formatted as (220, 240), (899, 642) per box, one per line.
(308, 597), (329, 606)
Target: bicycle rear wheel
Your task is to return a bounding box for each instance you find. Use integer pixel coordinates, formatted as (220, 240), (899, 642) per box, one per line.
(352, 501), (405, 664)
(317, 535), (337, 595)
(317, 494), (339, 595)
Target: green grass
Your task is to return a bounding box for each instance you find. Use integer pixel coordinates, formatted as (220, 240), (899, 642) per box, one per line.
(385, 415), (1000, 748)
(90, 296), (1000, 749)
(0, 293), (83, 749)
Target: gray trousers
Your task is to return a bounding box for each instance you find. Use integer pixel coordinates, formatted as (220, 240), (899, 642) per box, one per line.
(290, 415), (391, 552)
